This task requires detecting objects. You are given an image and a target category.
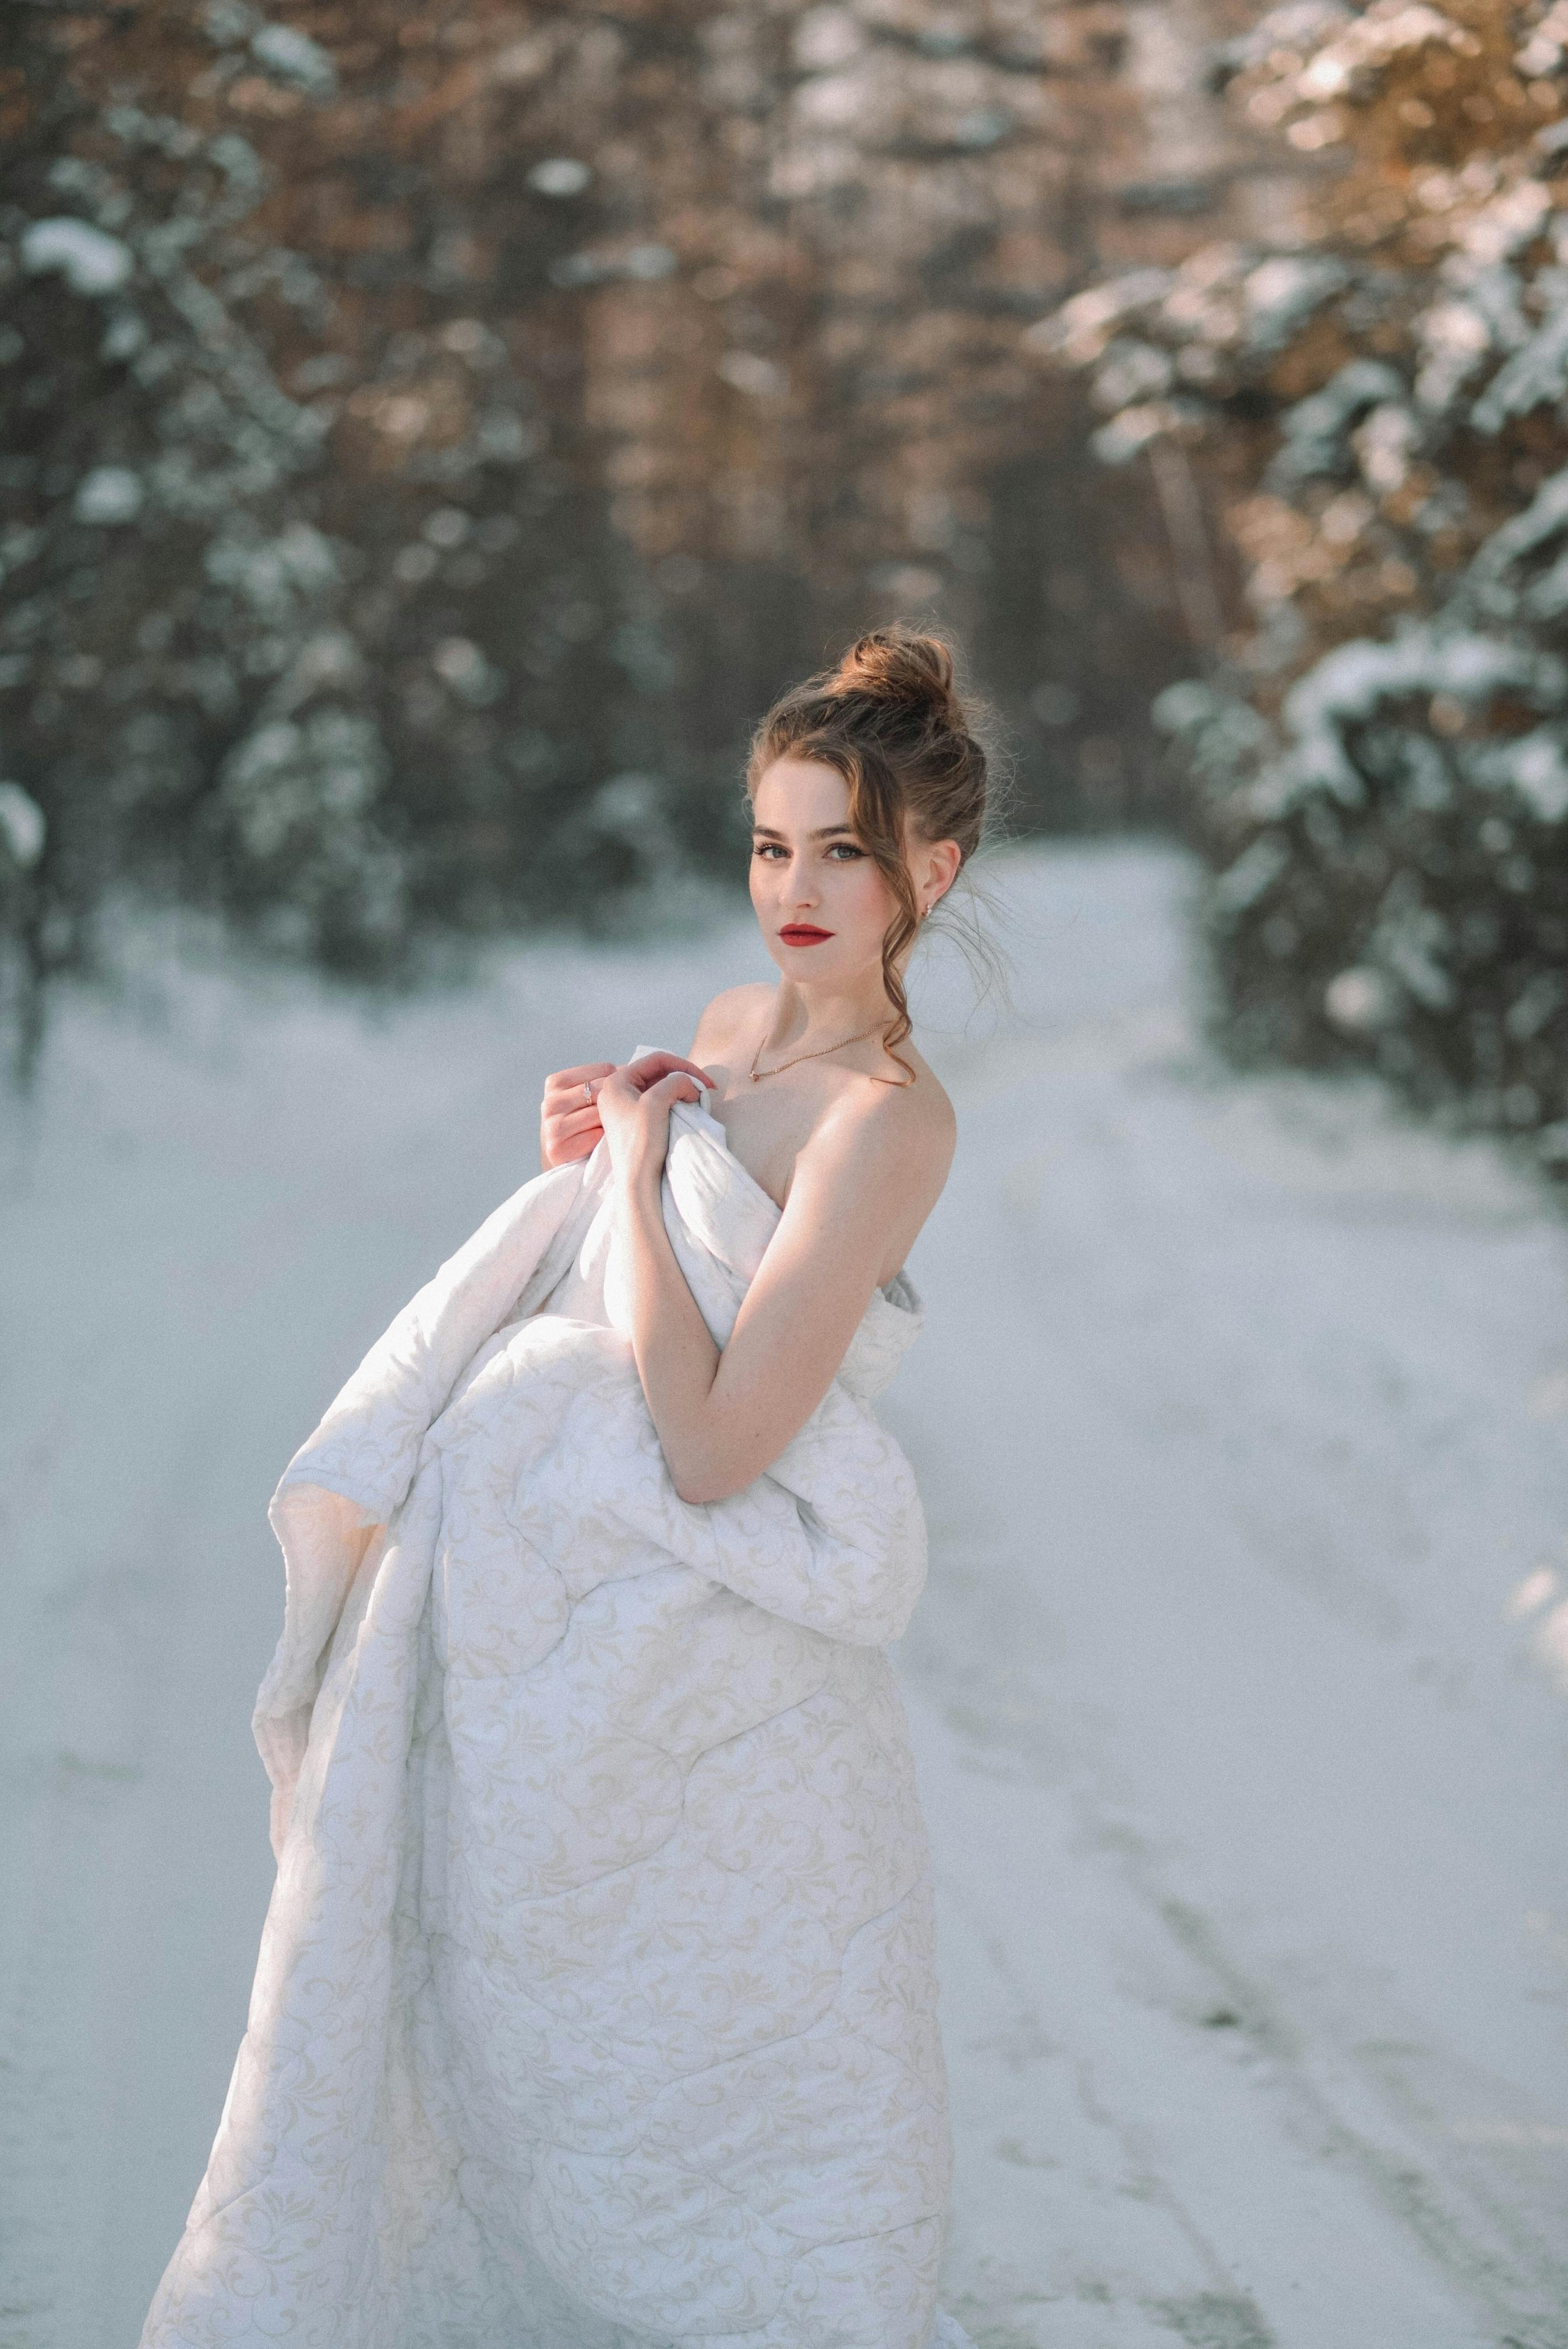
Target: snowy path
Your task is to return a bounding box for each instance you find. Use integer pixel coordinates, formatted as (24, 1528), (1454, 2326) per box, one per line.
(2, 844), (1565, 2349)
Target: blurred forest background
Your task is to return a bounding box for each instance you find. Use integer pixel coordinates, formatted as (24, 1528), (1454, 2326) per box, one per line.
(1, 0), (1566, 1172)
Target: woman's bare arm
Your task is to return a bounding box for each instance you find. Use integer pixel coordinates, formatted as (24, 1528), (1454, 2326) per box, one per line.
(599, 1061), (951, 1505)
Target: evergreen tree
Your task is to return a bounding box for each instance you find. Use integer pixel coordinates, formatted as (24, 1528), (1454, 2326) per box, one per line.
(1039, 0), (1568, 1170)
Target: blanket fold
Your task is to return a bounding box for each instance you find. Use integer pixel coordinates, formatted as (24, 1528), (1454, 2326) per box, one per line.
(143, 1091), (958, 2349)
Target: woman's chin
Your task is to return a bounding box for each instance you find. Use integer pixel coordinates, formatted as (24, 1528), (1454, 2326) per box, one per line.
(769, 942), (858, 982)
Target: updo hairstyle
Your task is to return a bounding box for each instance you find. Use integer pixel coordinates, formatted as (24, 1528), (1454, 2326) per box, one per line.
(747, 626), (990, 1075)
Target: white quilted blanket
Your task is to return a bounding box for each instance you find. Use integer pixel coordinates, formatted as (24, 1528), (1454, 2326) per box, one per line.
(142, 1094), (972, 2349)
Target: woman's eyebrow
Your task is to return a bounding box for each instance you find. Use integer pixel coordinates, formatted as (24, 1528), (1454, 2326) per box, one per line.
(749, 823), (859, 841)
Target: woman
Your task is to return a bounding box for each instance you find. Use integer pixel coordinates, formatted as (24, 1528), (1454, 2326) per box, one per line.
(143, 628), (987, 2349)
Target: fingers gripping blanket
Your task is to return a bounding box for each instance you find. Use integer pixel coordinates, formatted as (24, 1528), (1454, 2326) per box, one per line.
(142, 1094), (972, 2349)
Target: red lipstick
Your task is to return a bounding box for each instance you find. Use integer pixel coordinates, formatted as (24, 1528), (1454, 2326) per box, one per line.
(779, 924), (833, 947)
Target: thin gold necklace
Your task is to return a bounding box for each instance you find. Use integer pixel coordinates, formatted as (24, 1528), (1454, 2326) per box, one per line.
(748, 1018), (885, 1082)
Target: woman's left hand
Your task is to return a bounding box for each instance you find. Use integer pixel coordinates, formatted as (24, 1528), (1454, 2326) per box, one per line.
(596, 1052), (712, 1190)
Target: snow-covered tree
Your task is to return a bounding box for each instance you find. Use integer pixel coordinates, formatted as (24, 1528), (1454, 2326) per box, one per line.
(1037, 0), (1568, 1172)
(0, 2), (667, 1062)
(1, 0), (1270, 1064)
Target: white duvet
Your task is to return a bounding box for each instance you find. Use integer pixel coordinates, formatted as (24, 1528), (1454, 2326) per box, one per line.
(142, 1085), (973, 2349)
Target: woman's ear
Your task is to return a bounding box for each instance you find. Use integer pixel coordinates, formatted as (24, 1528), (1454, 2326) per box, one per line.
(918, 837), (962, 916)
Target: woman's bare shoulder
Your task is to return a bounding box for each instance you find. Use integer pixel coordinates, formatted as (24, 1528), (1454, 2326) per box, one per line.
(691, 982), (773, 1060)
(818, 1052), (956, 1194)
(877, 1054), (956, 1166)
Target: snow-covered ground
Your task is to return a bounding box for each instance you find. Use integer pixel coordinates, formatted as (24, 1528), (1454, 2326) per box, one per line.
(2, 842), (1565, 2349)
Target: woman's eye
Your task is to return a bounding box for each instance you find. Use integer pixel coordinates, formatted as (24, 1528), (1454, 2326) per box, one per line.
(826, 842), (864, 860)
(751, 841), (787, 860)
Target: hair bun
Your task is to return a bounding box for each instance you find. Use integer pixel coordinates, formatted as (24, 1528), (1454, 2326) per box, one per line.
(831, 627), (959, 725)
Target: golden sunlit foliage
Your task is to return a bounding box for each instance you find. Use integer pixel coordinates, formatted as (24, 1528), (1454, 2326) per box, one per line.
(1043, 0), (1568, 1170)
(2, 0), (1243, 1059)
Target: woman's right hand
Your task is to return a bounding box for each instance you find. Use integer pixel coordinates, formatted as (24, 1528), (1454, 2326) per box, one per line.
(540, 1055), (710, 1169)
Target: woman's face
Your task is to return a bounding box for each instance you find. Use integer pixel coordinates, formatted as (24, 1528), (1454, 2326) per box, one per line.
(750, 756), (958, 991)
(748, 759), (895, 990)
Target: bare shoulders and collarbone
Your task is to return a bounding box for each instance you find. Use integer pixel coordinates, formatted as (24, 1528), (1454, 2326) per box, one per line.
(691, 980), (956, 1290)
